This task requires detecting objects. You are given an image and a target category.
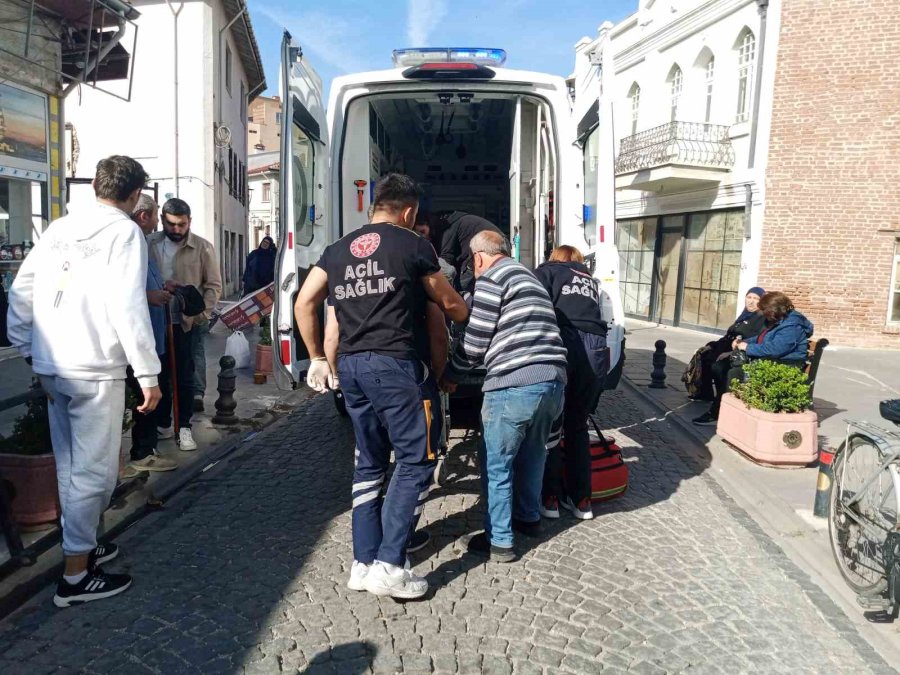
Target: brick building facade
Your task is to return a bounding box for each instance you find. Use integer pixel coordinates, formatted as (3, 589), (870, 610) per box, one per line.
(759, 0), (900, 347)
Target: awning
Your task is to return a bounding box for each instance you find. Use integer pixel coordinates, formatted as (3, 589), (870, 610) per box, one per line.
(576, 100), (599, 147)
(35, 0), (140, 28)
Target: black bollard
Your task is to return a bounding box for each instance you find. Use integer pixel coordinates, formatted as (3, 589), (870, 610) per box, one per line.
(212, 355), (238, 425)
(649, 340), (667, 389)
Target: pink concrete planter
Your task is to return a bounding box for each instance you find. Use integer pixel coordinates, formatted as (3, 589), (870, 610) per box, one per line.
(716, 393), (818, 466)
(0, 452), (60, 530)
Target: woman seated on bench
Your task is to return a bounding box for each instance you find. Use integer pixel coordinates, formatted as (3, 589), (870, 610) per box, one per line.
(688, 287), (767, 402)
(693, 291), (813, 426)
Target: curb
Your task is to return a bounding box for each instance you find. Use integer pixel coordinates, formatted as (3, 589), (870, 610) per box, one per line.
(0, 389), (311, 620)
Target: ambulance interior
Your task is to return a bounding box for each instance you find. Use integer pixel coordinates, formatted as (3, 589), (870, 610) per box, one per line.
(340, 93), (556, 269)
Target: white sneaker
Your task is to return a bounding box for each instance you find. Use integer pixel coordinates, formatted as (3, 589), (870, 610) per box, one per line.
(178, 428), (197, 451)
(561, 496), (594, 521)
(347, 561), (370, 591)
(157, 425), (174, 440)
(363, 561), (428, 599)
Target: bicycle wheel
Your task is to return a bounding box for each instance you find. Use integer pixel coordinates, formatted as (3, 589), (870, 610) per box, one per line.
(828, 433), (900, 595)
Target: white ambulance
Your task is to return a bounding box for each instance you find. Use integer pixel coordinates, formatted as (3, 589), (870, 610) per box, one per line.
(272, 35), (624, 391)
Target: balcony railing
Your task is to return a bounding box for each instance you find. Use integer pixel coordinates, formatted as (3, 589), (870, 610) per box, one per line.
(615, 121), (735, 175)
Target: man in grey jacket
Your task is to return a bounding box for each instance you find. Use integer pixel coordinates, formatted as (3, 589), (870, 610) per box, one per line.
(8, 155), (161, 607)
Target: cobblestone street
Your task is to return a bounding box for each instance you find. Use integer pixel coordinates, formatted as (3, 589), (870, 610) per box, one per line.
(0, 389), (894, 674)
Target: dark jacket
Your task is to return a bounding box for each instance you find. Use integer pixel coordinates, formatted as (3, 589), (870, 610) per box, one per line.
(438, 212), (503, 294)
(533, 260), (607, 336)
(243, 244), (276, 294)
(745, 310), (813, 362)
(726, 311), (766, 341)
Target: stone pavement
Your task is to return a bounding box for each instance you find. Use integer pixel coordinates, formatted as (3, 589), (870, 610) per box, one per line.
(0, 388), (895, 674)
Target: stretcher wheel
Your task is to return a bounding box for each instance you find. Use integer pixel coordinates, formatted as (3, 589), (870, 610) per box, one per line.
(333, 389), (348, 417)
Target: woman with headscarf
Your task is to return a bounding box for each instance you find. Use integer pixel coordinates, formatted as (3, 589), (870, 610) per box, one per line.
(243, 236), (277, 295)
(693, 291), (813, 426)
(686, 287), (766, 401)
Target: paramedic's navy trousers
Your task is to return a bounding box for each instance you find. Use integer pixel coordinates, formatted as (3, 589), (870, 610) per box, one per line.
(338, 352), (440, 568)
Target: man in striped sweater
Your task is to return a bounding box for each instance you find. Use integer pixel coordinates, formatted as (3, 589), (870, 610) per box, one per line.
(442, 230), (567, 562)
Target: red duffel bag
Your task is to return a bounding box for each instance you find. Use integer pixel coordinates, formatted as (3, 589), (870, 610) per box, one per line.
(563, 417), (628, 502)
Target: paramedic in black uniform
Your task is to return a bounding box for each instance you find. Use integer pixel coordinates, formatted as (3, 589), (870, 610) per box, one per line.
(438, 211), (503, 296)
(294, 174), (467, 600)
(534, 245), (609, 522)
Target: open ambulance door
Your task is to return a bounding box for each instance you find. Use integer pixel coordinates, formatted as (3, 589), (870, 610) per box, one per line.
(272, 32), (329, 390)
(537, 102), (557, 264)
(509, 97), (522, 260)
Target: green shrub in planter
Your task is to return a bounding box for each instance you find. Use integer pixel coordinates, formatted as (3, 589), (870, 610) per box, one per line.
(0, 379), (51, 456)
(258, 321), (273, 347)
(730, 360), (812, 414)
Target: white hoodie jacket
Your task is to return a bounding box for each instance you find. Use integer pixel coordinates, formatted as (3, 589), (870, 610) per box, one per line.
(7, 201), (161, 387)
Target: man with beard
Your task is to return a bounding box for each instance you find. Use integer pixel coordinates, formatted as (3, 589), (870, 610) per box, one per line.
(147, 198), (222, 451)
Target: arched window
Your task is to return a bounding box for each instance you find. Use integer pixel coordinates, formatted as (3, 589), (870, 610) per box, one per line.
(736, 29), (755, 123)
(705, 57), (715, 123)
(628, 83), (641, 135)
(668, 65), (683, 122)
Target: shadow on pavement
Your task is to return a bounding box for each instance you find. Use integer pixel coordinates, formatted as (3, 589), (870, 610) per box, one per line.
(300, 640), (375, 674)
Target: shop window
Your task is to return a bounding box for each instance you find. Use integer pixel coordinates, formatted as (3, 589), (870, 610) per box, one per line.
(888, 240), (900, 323)
(1, 177), (48, 291)
(616, 218), (657, 318)
(680, 210), (744, 329)
(736, 29), (755, 123)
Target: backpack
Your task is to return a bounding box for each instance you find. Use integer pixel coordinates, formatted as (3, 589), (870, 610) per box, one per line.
(681, 348), (704, 397)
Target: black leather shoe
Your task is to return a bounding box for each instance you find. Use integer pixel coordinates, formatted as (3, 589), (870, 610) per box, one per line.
(467, 533), (516, 563)
(512, 518), (541, 538)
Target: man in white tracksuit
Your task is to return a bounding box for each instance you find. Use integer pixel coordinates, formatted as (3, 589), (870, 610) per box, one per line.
(7, 155), (161, 608)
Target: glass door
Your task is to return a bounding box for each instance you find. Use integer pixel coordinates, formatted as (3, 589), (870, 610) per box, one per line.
(679, 210), (743, 330)
(656, 216), (684, 324)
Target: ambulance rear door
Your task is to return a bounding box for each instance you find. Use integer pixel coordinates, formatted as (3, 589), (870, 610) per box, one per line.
(273, 31), (329, 390)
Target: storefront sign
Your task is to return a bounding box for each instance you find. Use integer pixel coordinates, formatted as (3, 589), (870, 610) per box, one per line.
(0, 83), (48, 164)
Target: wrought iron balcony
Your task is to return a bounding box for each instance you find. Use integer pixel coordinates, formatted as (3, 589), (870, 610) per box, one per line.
(615, 122), (735, 189)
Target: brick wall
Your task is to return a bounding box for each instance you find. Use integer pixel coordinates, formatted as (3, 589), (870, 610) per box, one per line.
(759, 0), (900, 348)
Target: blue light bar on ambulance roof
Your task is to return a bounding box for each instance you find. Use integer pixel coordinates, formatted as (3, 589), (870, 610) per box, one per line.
(392, 48), (507, 69)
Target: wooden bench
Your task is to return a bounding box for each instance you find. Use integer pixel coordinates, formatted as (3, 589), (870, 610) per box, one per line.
(804, 337), (829, 399)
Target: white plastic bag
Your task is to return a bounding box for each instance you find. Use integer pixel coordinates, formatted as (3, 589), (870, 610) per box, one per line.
(225, 330), (251, 369)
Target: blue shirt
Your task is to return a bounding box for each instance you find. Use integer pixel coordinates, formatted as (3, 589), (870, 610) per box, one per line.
(147, 258), (166, 355)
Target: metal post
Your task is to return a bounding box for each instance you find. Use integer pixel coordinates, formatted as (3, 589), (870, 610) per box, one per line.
(813, 447), (835, 518)
(649, 339), (667, 389)
(212, 355), (238, 425)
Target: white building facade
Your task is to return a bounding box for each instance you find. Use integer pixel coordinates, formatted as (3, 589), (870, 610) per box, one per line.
(574, 0), (780, 331)
(64, 0), (266, 298)
(247, 150), (279, 248)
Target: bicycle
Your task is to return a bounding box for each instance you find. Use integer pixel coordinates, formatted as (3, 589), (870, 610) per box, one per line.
(828, 399), (900, 613)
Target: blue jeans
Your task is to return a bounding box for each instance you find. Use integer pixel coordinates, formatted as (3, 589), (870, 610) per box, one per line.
(480, 379), (565, 548)
(338, 353), (440, 567)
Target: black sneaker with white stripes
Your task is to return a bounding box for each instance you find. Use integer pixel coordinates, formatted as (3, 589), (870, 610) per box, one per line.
(88, 542), (118, 569)
(53, 570), (132, 608)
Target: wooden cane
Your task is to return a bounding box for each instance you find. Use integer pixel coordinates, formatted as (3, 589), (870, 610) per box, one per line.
(165, 304), (180, 437)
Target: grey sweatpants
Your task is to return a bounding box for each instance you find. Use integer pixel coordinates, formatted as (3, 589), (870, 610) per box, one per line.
(40, 376), (125, 556)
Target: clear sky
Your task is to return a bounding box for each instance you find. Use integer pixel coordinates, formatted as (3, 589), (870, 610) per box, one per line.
(246, 0), (636, 97)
